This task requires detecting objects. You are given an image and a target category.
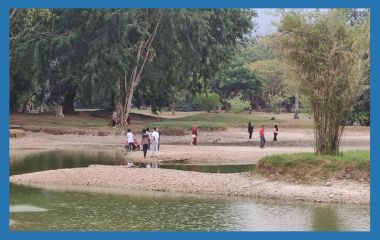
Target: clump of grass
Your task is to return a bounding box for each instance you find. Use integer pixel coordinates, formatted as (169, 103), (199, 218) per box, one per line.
(256, 150), (370, 182)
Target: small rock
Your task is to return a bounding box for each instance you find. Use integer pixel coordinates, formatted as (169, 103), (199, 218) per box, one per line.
(325, 181), (332, 186)
(329, 195), (334, 198)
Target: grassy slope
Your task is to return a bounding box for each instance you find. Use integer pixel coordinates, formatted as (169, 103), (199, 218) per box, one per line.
(146, 112), (314, 130)
(256, 150), (370, 182)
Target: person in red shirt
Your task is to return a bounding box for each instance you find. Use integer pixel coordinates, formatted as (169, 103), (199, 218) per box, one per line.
(259, 125), (266, 148)
(191, 124), (198, 146)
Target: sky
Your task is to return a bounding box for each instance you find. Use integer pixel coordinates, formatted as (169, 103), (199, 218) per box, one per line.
(254, 8), (336, 36)
(255, 9), (282, 36)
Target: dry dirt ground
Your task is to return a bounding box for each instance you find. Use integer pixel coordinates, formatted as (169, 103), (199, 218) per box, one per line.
(10, 128), (369, 164)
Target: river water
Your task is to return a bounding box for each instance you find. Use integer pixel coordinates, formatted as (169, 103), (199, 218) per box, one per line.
(9, 150), (370, 231)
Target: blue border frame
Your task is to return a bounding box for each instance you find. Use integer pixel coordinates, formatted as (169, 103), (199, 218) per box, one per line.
(1, 0), (378, 240)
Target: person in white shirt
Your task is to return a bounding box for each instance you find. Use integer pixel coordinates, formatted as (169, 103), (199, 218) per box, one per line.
(151, 128), (160, 157)
(126, 129), (134, 151)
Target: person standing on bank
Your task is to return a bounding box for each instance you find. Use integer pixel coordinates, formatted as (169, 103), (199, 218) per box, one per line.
(273, 125), (279, 141)
(157, 127), (161, 151)
(248, 122), (254, 141)
(126, 129), (134, 151)
(259, 125), (266, 148)
(141, 129), (150, 158)
(151, 128), (160, 157)
(191, 124), (198, 146)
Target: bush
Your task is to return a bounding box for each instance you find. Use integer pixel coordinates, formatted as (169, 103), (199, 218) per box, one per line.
(227, 98), (250, 114)
(270, 95), (285, 114)
(194, 93), (221, 112)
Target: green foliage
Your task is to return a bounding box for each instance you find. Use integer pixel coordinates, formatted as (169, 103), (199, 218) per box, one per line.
(210, 45), (262, 110)
(277, 9), (369, 155)
(10, 9), (256, 115)
(194, 93), (221, 112)
(269, 95), (285, 114)
(257, 150), (370, 181)
(227, 97), (250, 114)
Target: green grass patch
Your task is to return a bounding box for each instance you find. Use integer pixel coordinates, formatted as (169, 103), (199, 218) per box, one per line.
(146, 112), (295, 130)
(256, 150), (370, 182)
(46, 118), (108, 128)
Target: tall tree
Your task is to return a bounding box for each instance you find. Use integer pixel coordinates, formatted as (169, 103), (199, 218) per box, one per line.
(277, 9), (369, 155)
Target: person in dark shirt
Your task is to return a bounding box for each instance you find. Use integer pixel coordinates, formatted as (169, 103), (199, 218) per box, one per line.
(273, 125), (279, 141)
(248, 122), (254, 141)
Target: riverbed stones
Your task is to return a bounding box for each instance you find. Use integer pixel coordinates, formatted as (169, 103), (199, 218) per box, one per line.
(10, 166), (370, 204)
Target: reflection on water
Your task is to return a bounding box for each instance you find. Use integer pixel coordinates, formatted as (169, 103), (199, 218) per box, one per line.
(10, 150), (122, 175)
(9, 150), (370, 231)
(10, 204), (48, 213)
(10, 184), (370, 231)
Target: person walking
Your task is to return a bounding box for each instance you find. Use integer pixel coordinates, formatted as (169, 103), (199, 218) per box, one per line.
(126, 129), (134, 151)
(141, 129), (150, 158)
(151, 128), (160, 157)
(259, 125), (266, 148)
(273, 125), (279, 141)
(146, 128), (152, 149)
(248, 122), (254, 141)
(191, 124), (198, 146)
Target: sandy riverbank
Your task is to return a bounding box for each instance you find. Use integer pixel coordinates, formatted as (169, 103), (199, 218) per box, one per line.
(9, 129), (370, 204)
(10, 165), (369, 204)
(10, 129), (369, 164)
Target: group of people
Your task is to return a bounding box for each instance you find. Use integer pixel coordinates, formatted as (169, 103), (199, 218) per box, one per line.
(248, 122), (279, 148)
(125, 127), (160, 158)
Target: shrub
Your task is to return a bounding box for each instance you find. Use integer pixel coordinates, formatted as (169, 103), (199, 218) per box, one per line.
(194, 93), (221, 112)
(227, 97), (250, 114)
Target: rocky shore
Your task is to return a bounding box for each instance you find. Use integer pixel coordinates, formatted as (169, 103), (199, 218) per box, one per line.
(10, 165), (370, 204)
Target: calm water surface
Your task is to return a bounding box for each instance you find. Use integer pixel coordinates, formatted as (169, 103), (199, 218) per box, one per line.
(9, 150), (370, 231)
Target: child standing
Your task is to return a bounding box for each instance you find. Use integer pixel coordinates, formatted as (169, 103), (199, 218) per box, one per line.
(273, 125), (279, 141)
(191, 124), (198, 146)
(126, 129), (134, 151)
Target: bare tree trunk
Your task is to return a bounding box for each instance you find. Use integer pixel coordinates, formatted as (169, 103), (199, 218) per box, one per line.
(114, 75), (124, 123)
(120, 14), (162, 126)
(171, 100), (176, 115)
(294, 90), (300, 119)
(55, 103), (64, 118)
(62, 88), (76, 115)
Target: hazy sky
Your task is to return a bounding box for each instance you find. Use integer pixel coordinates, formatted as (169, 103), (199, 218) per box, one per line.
(255, 9), (281, 36)
(254, 8), (335, 36)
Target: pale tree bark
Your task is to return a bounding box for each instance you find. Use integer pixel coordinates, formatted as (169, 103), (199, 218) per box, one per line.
(55, 103), (64, 118)
(114, 75), (125, 123)
(120, 14), (162, 126)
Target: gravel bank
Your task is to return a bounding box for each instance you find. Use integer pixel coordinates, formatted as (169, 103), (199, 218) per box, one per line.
(10, 165), (369, 204)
